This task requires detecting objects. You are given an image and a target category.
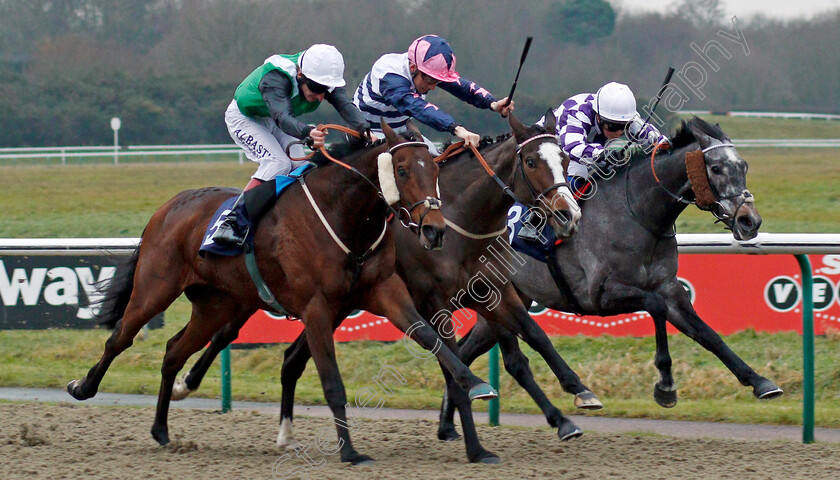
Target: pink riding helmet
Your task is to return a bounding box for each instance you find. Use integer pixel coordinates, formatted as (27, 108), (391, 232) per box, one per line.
(408, 35), (460, 82)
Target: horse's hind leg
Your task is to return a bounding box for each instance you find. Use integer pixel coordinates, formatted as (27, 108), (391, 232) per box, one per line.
(151, 295), (249, 446)
(172, 321), (243, 400)
(67, 263), (183, 401)
(277, 331), (312, 448)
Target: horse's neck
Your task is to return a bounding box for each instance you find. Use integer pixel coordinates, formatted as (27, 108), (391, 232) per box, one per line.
(624, 145), (696, 231)
(305, 153), (389, 248)
(441, 141), (517, 230)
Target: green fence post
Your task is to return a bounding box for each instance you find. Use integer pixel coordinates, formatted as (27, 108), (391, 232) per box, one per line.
(221, 345), (232, 413)
(795, 254), (814, 444)
(488, 343), (500, 426)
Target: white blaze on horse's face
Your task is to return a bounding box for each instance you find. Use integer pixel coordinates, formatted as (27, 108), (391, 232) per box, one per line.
(538, 142), (581, 220)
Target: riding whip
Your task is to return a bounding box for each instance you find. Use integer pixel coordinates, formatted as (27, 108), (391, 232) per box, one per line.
(503, 36), (533, 108)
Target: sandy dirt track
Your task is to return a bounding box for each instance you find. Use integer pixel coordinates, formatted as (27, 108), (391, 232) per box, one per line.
(2, 402), (839, 480)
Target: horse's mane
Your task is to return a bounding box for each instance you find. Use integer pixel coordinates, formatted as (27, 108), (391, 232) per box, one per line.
(670, 116), (728, 150)
(438, 123), (549, 167)
(619, 116), (729, 168)
(308, 137), (388, 168)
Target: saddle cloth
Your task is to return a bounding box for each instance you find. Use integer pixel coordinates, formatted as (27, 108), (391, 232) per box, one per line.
(199, 164), (313, 257)
(506, 202), (557, 262)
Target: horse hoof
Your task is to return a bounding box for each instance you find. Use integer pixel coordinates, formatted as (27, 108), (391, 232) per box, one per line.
(151, 428), (170, 447)
(574, 390), (603, 410)
(171, 374), (191, 401)
(437, 426), (461, 442)
(557, 419), (583, 441)
(754, 379), (784, 400)
(346, 453), (375, 465)
(66, 379), (89, 401)
(654, 381), (678, 408)
(471, 451), (501, 464)
(469, 383), (498, 401)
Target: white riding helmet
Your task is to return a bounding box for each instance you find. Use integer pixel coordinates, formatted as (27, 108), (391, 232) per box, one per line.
(594, 82), (636, 123)
(299, 44), (346, 90)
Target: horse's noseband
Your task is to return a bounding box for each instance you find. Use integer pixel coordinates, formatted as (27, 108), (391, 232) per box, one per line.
(389, 141), (444, 235)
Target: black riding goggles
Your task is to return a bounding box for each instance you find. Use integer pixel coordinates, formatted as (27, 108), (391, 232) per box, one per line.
(301, 76), (329, 95)
(600, 119), (629, 132)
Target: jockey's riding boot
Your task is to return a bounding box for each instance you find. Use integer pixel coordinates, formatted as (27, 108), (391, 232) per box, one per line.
(211, 192), (248, 247)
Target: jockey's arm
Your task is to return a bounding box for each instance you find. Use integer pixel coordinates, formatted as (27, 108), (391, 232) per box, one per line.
(325, 86), (370, 136)
(558, 114), (603, 165)
(380, 73), (457, 132)
(260, 70), (314, 140)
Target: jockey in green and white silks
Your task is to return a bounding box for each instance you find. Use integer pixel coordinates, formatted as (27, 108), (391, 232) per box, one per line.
(214, 44), (369, 247)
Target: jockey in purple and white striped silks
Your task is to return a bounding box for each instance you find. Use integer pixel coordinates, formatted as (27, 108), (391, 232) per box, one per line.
(540, 82), (670, 182)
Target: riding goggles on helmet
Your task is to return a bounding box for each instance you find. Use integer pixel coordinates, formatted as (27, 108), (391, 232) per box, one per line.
(301, 75), (329, 95)
(600, 118), (629, 132)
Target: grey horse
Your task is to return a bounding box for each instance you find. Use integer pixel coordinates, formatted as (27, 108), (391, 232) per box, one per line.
(439, 116), (783, 434)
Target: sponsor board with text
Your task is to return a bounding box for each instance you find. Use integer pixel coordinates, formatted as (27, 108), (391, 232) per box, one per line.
(231, 254), (840, 343)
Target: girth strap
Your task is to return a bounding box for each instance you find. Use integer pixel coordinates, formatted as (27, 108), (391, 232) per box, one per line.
(244, 244), (287, 316)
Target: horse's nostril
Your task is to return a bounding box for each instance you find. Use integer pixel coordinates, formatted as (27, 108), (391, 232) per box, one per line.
(422, 225), (438, 242)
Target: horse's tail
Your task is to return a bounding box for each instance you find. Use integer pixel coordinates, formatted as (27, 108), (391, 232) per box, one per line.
(92, 244), (141, 330)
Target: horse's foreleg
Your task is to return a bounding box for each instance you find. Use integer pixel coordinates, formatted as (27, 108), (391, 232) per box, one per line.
(597, 282), (678, 407)
(490, 319), (584, 440)
(301, 297), (372, 465)
(661, 281), (782, 399)
(364, 275), (496, 400)
(489, 286), (597, 405)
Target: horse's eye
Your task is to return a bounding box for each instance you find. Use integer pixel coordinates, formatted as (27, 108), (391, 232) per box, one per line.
(397, 166), (408, 178)
(525, 158), (536, 168)
(710, 165), (723, 175)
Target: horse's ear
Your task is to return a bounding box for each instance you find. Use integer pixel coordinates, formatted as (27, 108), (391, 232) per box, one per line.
(380, 118), (399, 147)
(544, 108), (557, 135)
(691, 125), (714, 150)
(508, 112), (527, 141)
(405, 119), (423, 142)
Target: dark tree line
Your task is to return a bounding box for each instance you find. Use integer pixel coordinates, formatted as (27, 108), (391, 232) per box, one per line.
(1, 0), (837, 147)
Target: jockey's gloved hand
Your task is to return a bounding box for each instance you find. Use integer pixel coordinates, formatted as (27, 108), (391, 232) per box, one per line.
(589, 151), (613, 176)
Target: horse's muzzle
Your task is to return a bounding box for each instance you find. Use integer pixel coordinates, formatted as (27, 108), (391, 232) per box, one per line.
(421, 225), (445, 250)
(719, 191), (761, 241)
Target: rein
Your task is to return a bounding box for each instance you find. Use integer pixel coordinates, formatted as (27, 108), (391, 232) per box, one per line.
(294, 124), (441, 238)
(644, 140), (753, 233)
(434, 134), (569, 237)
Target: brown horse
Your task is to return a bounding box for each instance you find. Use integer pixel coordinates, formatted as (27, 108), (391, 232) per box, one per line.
(172, 112), (598, 463)
(67, 121), (497, 465)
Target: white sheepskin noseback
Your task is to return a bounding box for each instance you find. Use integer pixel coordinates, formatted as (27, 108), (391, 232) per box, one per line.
(377, 152), (400, 205)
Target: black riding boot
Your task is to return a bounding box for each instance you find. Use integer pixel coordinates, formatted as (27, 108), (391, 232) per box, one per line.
(211, 179), (279, 247)
(211, 192), (248, 247)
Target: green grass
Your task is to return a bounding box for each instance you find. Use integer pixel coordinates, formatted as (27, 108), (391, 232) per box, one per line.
(1, 304), (839, 427)
(1, 119), (839, 427)
(681, 114), (840, 139)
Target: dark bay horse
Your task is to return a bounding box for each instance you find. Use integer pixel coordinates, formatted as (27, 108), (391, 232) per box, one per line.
(173, 112), (597, 463)
(437, 117), (782, 436)
(67, 122), (497, 465)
